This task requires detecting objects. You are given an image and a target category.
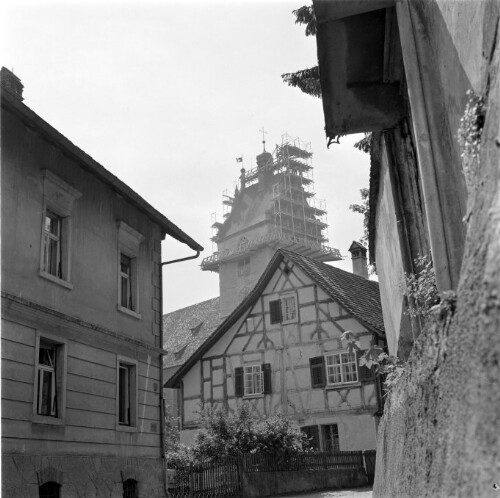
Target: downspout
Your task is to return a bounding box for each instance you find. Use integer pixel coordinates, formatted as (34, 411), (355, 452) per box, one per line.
(160, 248), (201, 497)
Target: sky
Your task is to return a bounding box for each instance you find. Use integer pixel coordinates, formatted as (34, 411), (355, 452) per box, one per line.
(2, 1), (371, 314)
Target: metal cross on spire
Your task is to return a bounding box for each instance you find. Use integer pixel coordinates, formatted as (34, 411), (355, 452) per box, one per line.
(259, 126), (268, 152)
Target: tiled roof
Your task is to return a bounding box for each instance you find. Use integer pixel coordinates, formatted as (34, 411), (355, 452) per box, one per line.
(163, 297), (222, 373)
(281, 249), (384, 336)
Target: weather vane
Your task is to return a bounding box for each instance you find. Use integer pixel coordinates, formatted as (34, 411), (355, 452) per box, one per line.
(259, 126), (268, 152)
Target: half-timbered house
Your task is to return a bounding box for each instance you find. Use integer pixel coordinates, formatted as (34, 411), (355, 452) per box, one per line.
(166, 249), (385, 452)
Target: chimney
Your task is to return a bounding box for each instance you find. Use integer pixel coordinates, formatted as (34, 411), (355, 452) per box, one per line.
(348, 241), (368, 279)
(1, 67), (24, 101)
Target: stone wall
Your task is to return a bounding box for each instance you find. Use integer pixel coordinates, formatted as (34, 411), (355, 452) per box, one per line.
(373, 1), (500, 495)
(2, 454), (165, 498)
(242, 468), (367, 497)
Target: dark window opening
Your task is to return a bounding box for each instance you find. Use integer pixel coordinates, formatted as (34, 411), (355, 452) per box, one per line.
(323, 424), (340, 453)
(39, 481), (61, 498)
(123, 478), (138, 498)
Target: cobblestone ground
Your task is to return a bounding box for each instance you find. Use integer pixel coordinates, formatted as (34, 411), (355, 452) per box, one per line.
(269, 486), (373, 498)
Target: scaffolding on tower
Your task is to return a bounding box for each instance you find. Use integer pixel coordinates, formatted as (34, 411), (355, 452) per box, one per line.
(201, 133), (342, 273)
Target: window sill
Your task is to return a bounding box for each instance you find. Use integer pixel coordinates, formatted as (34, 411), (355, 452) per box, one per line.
(117, 305), (142, 320)
(282, 319), (298, 325)
(116, 423), (138, 433)
(39, 271), (73, 290)
(326, 382), (361, 390)
(32, 414), (66, 426)
(243, 393), (265, 399)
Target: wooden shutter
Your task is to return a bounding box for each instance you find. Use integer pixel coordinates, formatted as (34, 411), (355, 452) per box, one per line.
(358, 351), (375, 382)
(269, 300), (282, 324)
(309, 356), (326, 388)
(234, 367), (244, 397)
(262, 363), (272, 394)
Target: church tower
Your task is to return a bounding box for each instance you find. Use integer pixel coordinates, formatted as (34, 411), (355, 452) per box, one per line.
(201, 133), (341, 317)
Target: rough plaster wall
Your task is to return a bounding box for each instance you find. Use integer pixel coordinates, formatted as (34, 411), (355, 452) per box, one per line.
(374, 3), (500, 496)
(374, 148), (406, 356)
(2, 455), (165, 498)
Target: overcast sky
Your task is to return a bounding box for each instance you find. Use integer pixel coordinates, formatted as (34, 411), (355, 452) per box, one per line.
(2, 1), (371, 314)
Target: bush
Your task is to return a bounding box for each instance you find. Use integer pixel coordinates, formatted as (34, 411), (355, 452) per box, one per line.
(187, 403), (311, 462)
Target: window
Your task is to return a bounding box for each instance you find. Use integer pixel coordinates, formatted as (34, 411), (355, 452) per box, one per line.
(33, 335), (67, 424)
(123, 479), (138, 498)
(120, 254), (133, 310)
(117, 357), (137, 429)
(37, 344), (57, 416)
(40, 170), (81, 288)
(326, 352), (358, 385)
(244, 364), (262, 396)
(39, 481), (61, 498)
(269, 294), (298, 324)
(281, 296), (297, 322)
(301, 425), (320, 451)
(237, 257), (250, 276)
(42, 211), (62, 278)
(117, 222), (144, 318)
(309, 351), (360, 388)
(323, 424), (340, 453)
(235, 363), (271, 397)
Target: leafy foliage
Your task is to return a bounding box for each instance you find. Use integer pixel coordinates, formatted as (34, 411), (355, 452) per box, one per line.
(171, 404), (310, 464)
(458, 89), (486, 200)
(340, 331), (404, 394)
(292, 5), (316, 36)
(349, 188), (369, 246)
(353, 133), (373, 153)
(403, 255), (440, 320)
(457, 89), (486, 160)
(281, 66), (321, 98)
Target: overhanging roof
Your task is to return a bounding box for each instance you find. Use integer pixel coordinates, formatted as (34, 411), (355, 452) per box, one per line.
(314, 0), (404, 140)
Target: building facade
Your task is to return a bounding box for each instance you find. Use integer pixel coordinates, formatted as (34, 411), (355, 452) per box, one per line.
(1, 68), (203, 498)
(167, 249), (385, 451)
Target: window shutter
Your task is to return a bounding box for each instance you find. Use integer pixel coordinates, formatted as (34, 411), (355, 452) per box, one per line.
(262, 363), (272, 394)
(269, 300), (282, 324)
(309, 356), (326, 388)
(358, 352), (375, 382)
(234, 367), (244, 397)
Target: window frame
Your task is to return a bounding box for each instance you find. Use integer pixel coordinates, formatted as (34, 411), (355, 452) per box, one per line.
(243, 364), (263, 397)
(325, 351), (359, 386)
(117, 222), (144, 319)
(322, 423), (340, 453)
(269, 293), (298, 325)
(237, 257), (250, 277)
(39, 171), (81, 290)
(280, 294), (298, 323)
(32, 332), (67, 425)
(116, 356), (138, 431)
